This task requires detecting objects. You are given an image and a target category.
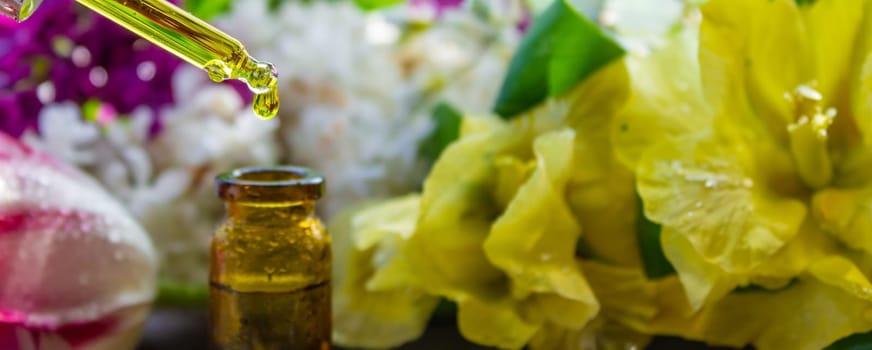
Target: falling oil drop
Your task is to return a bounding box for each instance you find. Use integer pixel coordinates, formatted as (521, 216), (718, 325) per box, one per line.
(253, 87), (279, 120)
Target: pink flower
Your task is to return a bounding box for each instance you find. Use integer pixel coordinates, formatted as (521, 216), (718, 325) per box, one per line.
(0, 132), (158, 349)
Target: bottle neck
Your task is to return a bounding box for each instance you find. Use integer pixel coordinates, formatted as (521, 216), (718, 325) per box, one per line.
(225, 201), (317, 222)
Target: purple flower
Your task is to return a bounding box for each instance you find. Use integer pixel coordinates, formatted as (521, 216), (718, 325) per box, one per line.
(0, 0), (182, 137)
(0, 91), (41, 137)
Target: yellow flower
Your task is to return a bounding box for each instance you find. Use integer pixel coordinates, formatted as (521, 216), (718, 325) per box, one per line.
(578, 255), (872, 350)
(406, 117), (596, 349)
(409, 61), (633, 349)
(331, 195), (441, 348)
(629, 0), (872, 347)
(331, 60), (635, 349)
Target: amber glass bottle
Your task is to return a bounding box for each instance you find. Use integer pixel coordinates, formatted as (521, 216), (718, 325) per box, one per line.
(211, 166), (331, 350)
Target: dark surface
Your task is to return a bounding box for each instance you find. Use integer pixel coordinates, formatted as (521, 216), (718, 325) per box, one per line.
(137, 308), (490, 350)
(137, 308), (746, 350)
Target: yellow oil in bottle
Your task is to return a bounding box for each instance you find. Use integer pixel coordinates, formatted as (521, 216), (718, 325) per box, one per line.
(75, 0), (279, 119)
(212, 167), (331, 350)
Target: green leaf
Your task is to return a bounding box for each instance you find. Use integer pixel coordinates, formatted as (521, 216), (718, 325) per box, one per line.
(419, 102), (463, 163)
(354, 0), (404, 11)
(492, 0), (624, 118)
(268, 0), (283, 10)
(522, 0), (605, 22)
(635, 193), (675, 278)
(155, 280), (209, 307)
(796, 0), (816, 6)
(431, 298), (459, 322)
(184, 0), (232, 21)
(825, 331), (872, 350)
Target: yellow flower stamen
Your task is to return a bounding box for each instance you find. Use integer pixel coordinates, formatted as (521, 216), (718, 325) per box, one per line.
(786, 83), (835, 189)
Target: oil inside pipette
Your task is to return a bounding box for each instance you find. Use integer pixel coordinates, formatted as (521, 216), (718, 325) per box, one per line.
(75, 0), (280, 119)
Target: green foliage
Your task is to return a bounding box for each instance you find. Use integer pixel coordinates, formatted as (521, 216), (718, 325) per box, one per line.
(635, 194), (675, 278)
(155, 280), (209, 307)
(825, 332), (872, 350)
(419, 102), (463, 163)
(184, 0), (232, 21)
(354, 0), (405, 11)
(492, 0), (624, 118)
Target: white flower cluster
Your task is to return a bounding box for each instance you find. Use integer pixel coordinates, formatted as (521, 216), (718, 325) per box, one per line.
(215, 0), (522, 217)
(24, 68), (279, 283)
(25, 0), (521, 284)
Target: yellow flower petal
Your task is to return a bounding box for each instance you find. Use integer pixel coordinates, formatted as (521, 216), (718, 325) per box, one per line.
(700, 0), (813, 140)
(565, 163), (638, 267)
(813, 187), (872, 253)
(492, 156), (536, 210)
(853, 52), (872, 145)
(485, 129), (599, 331)
(528, 322), (598, 350)
(849, 1), (872, 145)
(351, 194), (422, 250)
(613, 26), (712, 170)
(581, 261), (659, 331)
(331, 197), (441, 349)
(639, 131), (807, 271)
(808, 256), (872, 300)
(562, 61), (641, 266)
(801, 0), (865, 116)
(641, 256), (872, 350)
(751, 220), (838, 284)
(457, 296), (539, 349)
(660, 227), (739, 310)
(408, 120), (509, 300)
(800, 0), (867, 151)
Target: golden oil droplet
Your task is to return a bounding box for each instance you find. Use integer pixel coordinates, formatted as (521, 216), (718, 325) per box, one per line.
(253, 87), (279, 120)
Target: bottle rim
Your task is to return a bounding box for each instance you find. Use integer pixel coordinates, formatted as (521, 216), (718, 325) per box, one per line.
(216, 165), (324, 202)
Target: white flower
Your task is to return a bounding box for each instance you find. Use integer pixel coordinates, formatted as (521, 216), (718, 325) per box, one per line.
(599, 0), (689, 54)
(215, 0), (521, 218)
(21, 102), (99, 165)
(152, 66), (279, 170)
(126, 66), (281, 283)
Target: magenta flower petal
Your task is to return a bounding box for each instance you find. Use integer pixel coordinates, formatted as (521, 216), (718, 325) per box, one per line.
(0, 132), (158, 349)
